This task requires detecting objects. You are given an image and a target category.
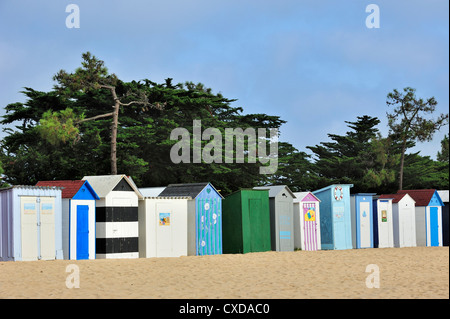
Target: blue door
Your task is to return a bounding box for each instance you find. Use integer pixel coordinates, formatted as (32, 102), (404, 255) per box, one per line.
(430, 207), (439, 246)
(196, 198), (222, 255)
(76, 205), (89, 260)
(333, 201), (347, 249)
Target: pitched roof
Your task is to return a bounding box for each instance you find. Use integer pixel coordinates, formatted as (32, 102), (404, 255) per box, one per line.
(139, 187), (166, 197)
(293, 192), (320, 202)
(36, 180), (86, 198)
(82, 175), (143, 199)
(378, 193), (415, 204)
(397, 189), (442, 207)
(159, 182), (223, 198)
(254, 185), (296, 198)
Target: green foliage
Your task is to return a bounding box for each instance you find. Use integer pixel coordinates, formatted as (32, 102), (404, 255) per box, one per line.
(386, 87), (446, 142)
(437, 134), (449, 163)
(403, 153), (449, 190)
(307, 115), (396, 192)
(53, 51), (118, 94)
(37, 108), (81, 145)
(386, 87), (449, 189)
(1, 58), (448, 194)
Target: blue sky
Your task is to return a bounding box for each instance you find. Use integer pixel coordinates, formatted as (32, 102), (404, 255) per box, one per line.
(0, 0), (448, 160)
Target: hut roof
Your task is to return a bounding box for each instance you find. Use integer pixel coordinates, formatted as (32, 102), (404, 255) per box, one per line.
(82, 174), (143, 199)
(378, 193), (415, 204)
(293, 191), (320, 202)
(397, 189), (443, 207)
(159, 182), (223, 199)
(36, 180), (98, 199)
(253, 185), (296, 198)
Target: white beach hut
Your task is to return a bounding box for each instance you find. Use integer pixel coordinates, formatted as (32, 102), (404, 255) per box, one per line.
(139, 196), (191, 258)
(379, 193), (416, 248)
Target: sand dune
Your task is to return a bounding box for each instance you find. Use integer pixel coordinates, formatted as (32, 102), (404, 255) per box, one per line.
(0, 247), (448, 299)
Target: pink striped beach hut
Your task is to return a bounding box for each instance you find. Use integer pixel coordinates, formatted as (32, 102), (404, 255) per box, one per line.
(293, 192), (321, 251)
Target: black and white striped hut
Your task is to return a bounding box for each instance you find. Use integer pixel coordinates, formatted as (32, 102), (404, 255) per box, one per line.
(82, 174), (143, 259)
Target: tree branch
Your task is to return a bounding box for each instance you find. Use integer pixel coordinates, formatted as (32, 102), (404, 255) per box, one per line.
(118, 100), (148, 107)
(76, 112), (115, 123)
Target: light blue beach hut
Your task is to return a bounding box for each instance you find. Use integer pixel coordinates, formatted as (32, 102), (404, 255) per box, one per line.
(313, 184), (353, 250)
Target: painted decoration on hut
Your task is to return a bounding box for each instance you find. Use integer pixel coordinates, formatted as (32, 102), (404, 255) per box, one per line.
(304, 204), (316, 222)
(42, 203), (53, 213)
(334, 186), (344, 201)
(381, 210), (387, 222)
(24, 203), (35, 214)
(159, 213), (171, 226)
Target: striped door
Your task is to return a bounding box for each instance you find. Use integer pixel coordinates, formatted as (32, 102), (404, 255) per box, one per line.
(303, 203), (318, 251)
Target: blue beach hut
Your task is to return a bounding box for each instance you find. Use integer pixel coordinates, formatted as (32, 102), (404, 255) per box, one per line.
(36, 180), (100, 260)
(313, 184), (353, 250)
(350, 193), (376, 249)
(159, 182), (223, 255)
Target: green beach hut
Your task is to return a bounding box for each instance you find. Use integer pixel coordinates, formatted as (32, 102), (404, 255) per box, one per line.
(222, 189), (271, 254)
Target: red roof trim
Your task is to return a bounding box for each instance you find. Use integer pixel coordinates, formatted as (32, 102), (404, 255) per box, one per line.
(36, 180), (86, 198)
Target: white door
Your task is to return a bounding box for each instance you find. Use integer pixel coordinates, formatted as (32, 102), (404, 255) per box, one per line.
(20, 197), (38, 261)
(359, 201), (371, 248)
(401, 208), (414, 247)
(39, 197), (55, 260)
(156, 204), (172, 257)
(378, 201), (392, 247)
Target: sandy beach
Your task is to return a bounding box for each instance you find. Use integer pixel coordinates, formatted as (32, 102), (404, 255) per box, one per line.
(0, 247), (448, 299)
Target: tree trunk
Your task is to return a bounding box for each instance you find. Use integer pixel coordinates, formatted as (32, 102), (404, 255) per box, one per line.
(110, 100), (120, 175)
(398, 138), (407, 191)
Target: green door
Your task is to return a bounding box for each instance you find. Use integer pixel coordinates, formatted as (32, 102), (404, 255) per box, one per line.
(248, 199), (261, 252)
(248, 198), (271, 252)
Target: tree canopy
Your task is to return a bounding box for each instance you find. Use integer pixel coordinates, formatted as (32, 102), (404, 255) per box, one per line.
(1, 53), (448, 195)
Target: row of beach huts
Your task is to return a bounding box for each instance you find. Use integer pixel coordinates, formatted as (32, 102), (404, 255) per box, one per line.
(0, 174), (448, 261)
